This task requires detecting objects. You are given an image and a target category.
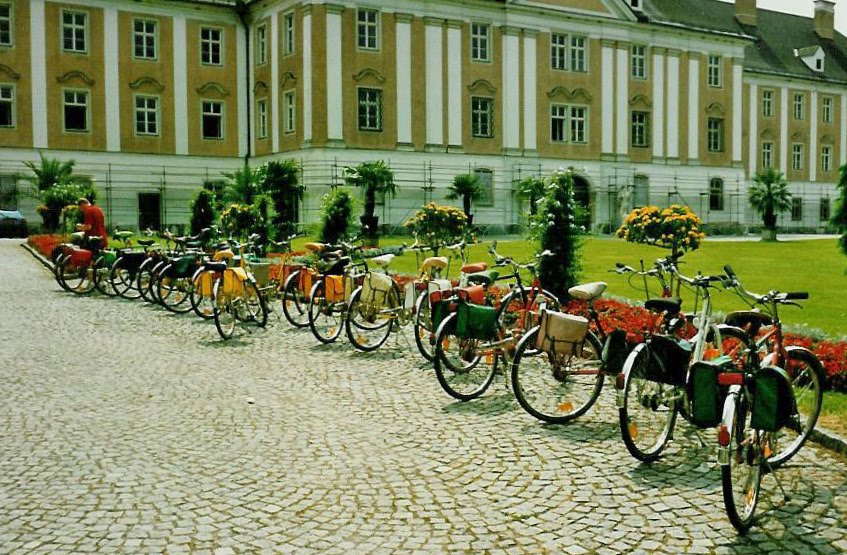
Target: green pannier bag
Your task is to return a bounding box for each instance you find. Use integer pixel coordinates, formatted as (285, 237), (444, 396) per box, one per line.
(431, 300), (452, 332)
(751, 366), (797, 432)
(455, 300), (499, 340)
(170, 254), (199, 278)
(687, 359), (732, 428)
(100, 250), (118, 267)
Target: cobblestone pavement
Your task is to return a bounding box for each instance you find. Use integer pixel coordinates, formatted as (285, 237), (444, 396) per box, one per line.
(2, 239), (847, 554)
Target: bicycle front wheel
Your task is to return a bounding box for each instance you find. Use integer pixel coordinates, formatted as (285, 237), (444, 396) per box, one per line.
(618, 343), (679, 462)
(511, 327), (604, 424)
(190, 269), (216, 319)
(413, 290), (436, 361)
(308, 279), (344, 344)
(59, 256), (96, 295)
(111, 256), (141, 299)
(213, 277), (236, 340)
(242, 280), (268, 328)
(345, 285), (398, 352)
(158, 268), (194, 314)
(721, 391), (762, 533)
(281, 269), (311, 328)
(93, 255), (117, 296)
(433, 313), (497, 401)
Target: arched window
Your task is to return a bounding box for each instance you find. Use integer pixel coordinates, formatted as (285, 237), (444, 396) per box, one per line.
(709, 177), (724, 211)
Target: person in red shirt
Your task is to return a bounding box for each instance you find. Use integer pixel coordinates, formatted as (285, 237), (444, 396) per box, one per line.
(76, 198), (108, 249)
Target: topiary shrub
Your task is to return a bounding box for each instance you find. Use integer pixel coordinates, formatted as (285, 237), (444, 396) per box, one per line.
(262, 159), (303, 241)
(403, 202), (468, 254)
(535, 170), (583, 301)
(319, 188), (354, 245)
(190, 189), (217, 236)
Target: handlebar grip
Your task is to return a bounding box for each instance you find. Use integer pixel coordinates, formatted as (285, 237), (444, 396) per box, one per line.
(785, 291), (809, 300)
(723, 264), (736, 277)
(616, 262), (626, 269)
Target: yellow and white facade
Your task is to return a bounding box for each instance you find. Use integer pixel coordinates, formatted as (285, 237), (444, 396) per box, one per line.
(1, 0), (845, 231)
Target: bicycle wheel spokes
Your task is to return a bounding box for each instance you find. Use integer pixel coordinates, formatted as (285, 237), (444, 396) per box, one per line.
(433, 314), (496, 401)
(618, 345), (678, 462)
(213, 278), (236, 340)
(190, 271), (216, 319)
(282, 270), (311, 328)
(413, 291), (436, 361)
(346, 287), (397, 352)
(721, 395), (762, 533)
(242, 280), (268, 327)
(60, 259), (96, 295)
(308, 280), (344, 343)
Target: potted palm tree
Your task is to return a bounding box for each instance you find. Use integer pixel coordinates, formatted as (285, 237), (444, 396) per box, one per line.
(343, 160), (395, 245)
(749, 168), (792, 242)
(446, 173), (483, 226)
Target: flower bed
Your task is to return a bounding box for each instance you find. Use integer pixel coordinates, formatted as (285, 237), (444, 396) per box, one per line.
(27, 234), (66, 260)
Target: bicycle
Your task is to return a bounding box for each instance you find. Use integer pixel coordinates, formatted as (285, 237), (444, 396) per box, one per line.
(109, 231), (161, 300)
(54, 233), (105, 295)
(211, 237), (269, 340)
(307, 239), (367, 344)
(280, 241), (345, 329)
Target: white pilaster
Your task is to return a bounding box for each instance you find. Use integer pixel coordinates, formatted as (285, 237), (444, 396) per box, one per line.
(780, 86), (789, 173)
(652, 52), (664, 159)
(302, 10), (312, 143)
(615, 47), (628, 157)
(173, 15), (189, 155)
(502, 31), (520, 151)
(326, 8), (343, 142)
(748, 83), (758, 175)
(425, 22), (443, 147)
(30, 0), (48, 148)
(104, 7), (120, 152)
(841, 93), (847, 167)
(522, 33), (537, 152)
(270, 13), (280, 152)
(395, 17), (412, 145)
(732, 61), (743, 164)
(667, 52), (680, 159)
(447, 23), (462, 148)
(687, 56), (700, 162)
(236, 23), (248, 157)
(810, 90), (818, 181)
(601, 43), (614, 156)
(247, 25), (255, 152)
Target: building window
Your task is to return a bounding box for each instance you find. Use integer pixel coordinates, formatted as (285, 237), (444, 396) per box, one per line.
(0, 85), (14, 128)
(471, 23), (490, 62)
(791, 197), (803, 222)
(550, 105), (587, 143)
(357, 88), (382, 131)
(283, 12), (295, 56)
(631, 45), (647, 79)
(821, 198), (831, 222)
(707, 118), (724, 152)
(707, 55), (722, 87)
(0, 3), (11, 47)
(551, 105), (566, 142)
(201, 100), (224, 139)
(709, 178), (724, 211)
(550, 34), (567, 70)
(792, 143), (804, 171)
(256, 24), (267, 65)
(63, 90), (89, 132)
(256, 98), (267, 139)
(471, 96), (493, 138)
(473, 168), (494, 207)
(133, 19), (157, 59)
(823, 96), (833, 124)
(761, 141), (774, 169)
(283, 90), (295, 134)
(762, 90), (774, 117)
(134, 95), (158, 136)
(62, 10), (88, 53)
(570, 106), (587, 144)
(822, 145), (833, 172)
(570, 36), (587, 72)
(200, 27), (223, 65)
(631, 111), (650, 148)
(357, 9), (379, 50)
(793, 93), (805, 120)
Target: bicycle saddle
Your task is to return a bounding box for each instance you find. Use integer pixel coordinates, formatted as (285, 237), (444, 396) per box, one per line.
(644, 298), (682, 314)
(422, 256), (448, 273)
(568, 282), (607, 302)
(724, 310), (772, 331)
(214, 249), (235, 261)
(137, 239), (156, 247)
(466, 270), (499, 287)
(205, 262), (228, 273)
(319, 257), (350, 275)
(461, 262), (488, 274)
(304, 242), (325, 253)
(114, 230), (133, 240)
(369, 254), (395, 268)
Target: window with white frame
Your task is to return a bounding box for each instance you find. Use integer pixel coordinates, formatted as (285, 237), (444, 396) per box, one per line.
(256, 24), (267, 65)
(792, 143), (804, 170)
(0, 84), (14, 127)
(570, 106), (587, 143)
(357, 88), (382, 131)
(133, 19), (157, 59)
(357, 9), (378, 50)
(63, 90), (89, 132)
(134, 95), (158, 136)
(710, 178), (724, 211)
(471, 96), (493, 138)
(471, 23), (490, 62)
(761, 141), (774, 169)
(791, 197), (803, 221)
(821, 198), (831, 221)
(550, 34), (567, 70)
(551, 33), (586, 72)
(201, 100), (224, 139)
(793, 93), (805, 120)
(283, 12), (295, 56)
(631, 111), (650, 148)
(823, 96), (833, 124)
(762, 89), (774, 117)
(707, 55), (722, 87)
(62, 10), (88, 53)
(631, 45), (647, 79)
(0, 3), (14, 46)
(570, 35), (587, 72)
(283, 90), (295, 134)
(256, 98), (267, 139)
(707, 118), (724, 152)
(822, 145), (833, 172)
(200, 27), (223, 65)
(551, 105), (567, 142)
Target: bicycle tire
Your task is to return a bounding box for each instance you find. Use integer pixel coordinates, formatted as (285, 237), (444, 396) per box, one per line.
(242, 279), (268, 328)
(54, 253), (70, 291)
(433, 313), (497, 401)
(618, 343), (679, 462)
(59, 255), (96, 295)
(345, 285), (398, 352)
(136, 258), (159, 304)
(281, 269), (310, 328)
(413, 290), (436, 361)
(308, 279), (344, 344)
(158, 266), (194, 314)
(111, 256), (141, 299)
(190, 269), (216, 319)
(93, 255), (117, 296)
(721, 391), (762, 533)
(213, 276), (236, 340)
(511, 326), (604, 424)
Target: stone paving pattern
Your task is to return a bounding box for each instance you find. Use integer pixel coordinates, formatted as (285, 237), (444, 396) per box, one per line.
(1, 239), (847, 554)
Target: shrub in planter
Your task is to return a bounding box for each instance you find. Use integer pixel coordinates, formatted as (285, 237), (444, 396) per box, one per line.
(403, 203), (468, 253)
(190, 189), (217, 236)
(535, 169), (583, 301)
(319, 188), (354, 245)
(616, 204), (705, 258)
(446, 173), (483, 225)
(344, 161), (396, 244)
(262, 159), (303, 241)
(221, 203), (262, 240)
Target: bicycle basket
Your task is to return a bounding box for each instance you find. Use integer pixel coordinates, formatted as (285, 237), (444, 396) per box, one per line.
(455, 300), (499, 340)
(325, 274), (345, 302)
(534, 309), (588, 356)
(648, 335), (693, 386)
(251, 261), (272, 288)
(361, 272), (394, 308)
(601, 329), (631, 374)
(751, 366), (797, 432)
(687, 360), (729, 428)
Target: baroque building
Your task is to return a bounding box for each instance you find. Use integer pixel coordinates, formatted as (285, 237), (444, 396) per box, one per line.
(0, 0), (845, 232)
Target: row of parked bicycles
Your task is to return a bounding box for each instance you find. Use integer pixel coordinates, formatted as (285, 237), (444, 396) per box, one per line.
(48, 228), (824, 533)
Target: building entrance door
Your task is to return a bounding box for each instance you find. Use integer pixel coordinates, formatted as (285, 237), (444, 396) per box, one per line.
(138, 192), (161, 231)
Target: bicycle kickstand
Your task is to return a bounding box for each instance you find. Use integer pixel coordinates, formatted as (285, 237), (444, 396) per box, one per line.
(763, 457), (791, 504)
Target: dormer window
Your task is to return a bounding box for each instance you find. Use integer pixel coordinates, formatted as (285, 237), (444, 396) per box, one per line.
(816, 58), (823, 71)
(630, 0), (642, 11)
(795, 45), (825, 73)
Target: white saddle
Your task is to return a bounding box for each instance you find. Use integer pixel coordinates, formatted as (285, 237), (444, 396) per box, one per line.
(568, 281), (607, 301)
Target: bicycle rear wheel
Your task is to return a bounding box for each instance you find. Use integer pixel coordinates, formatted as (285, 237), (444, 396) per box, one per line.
(281, 269), (310, 328)
(618, 343), (679, 462)
(190, 269), (216, 319)
(242, 280), (268, 327)
(511, 327), (604, 424)
(54, 253), (70, 291)
(721, 392), (762, 533)
(308, 279), (344, 344)
(111, 256), (141, 299)
(59, 256), (96, 295)
(136, 258), (159, 304)
(93, 255), (117, 296)
(158, 267), (194, 314)
(413, 290), (436, 361)
(213, 276), (236, 340)
(433, 313), (497, 401)
(345, 285), (398, 352)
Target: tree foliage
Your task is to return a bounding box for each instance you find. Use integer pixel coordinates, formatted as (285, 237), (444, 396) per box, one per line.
(21, 152), (82, 193)
(319, 188), (355, 245)
(446, 173), (483, 221)
(189, 189), (217, 236)
(343, 160), (396, 239)
(535, 170), (583, 300)
(261, 159), (303, 240)
(222, 161), (262, 205)
(515, 176), (545, 216)
(749, 168), (792, 239)
(832, 164), (847, 255)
